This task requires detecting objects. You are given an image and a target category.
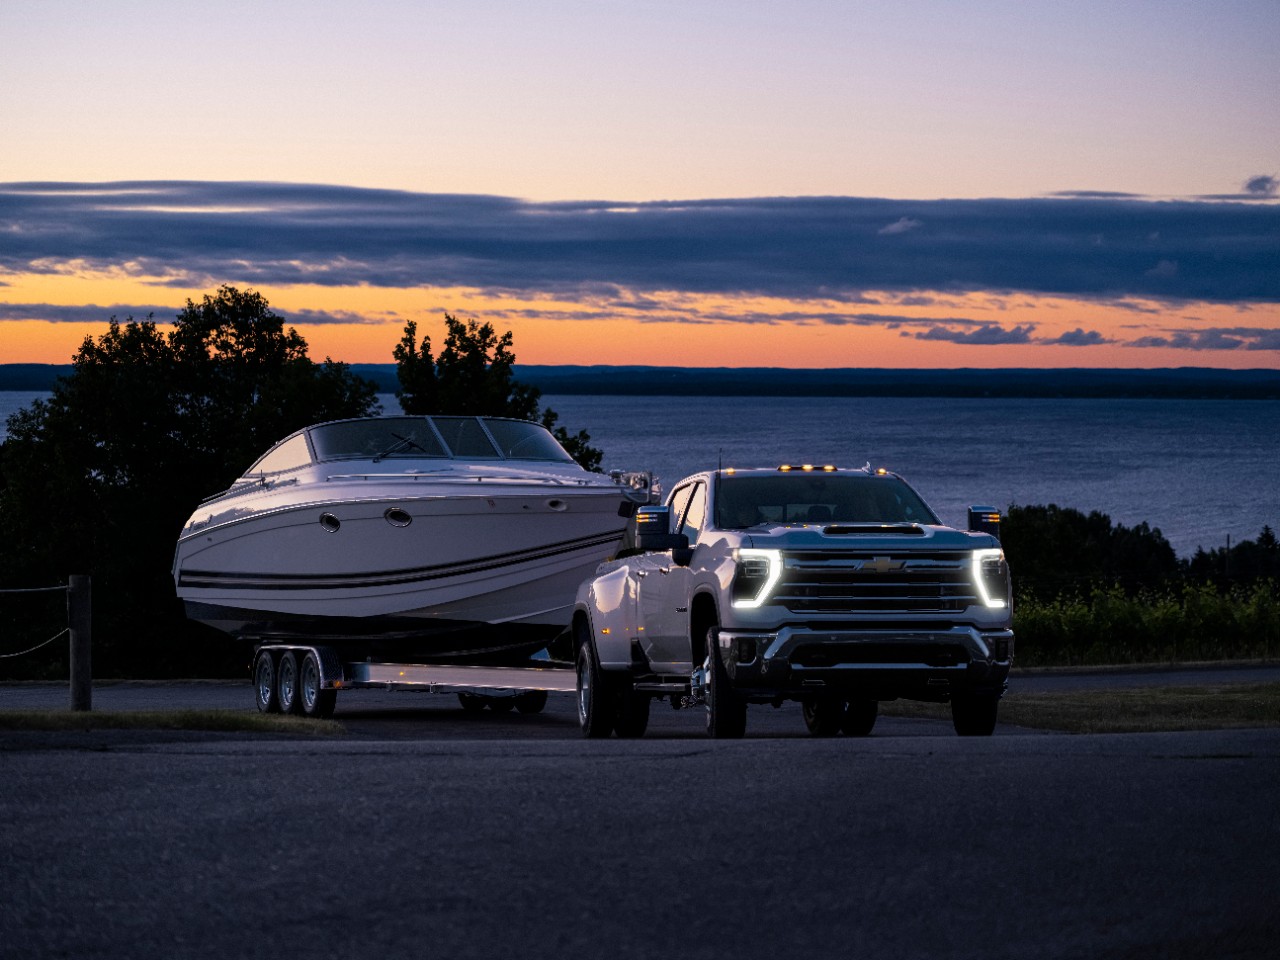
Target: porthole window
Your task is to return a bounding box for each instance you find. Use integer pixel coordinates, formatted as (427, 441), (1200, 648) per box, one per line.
(385, 508), (413, 527)
(319, 513), (341, 532)
(546, 499), (568, 512)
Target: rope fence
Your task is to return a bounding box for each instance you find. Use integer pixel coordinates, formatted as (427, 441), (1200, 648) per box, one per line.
(0, 576), (92, 710)
(0, 628), (70, 659)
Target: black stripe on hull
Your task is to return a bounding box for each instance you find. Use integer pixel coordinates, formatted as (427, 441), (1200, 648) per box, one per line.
(184, 600), (561, 664)
(178, 528), (624, 591)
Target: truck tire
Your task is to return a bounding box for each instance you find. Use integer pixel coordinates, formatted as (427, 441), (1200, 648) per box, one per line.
(577, 640), (617, 738)
(952, 692), (999, 736)
(613, 687), (651, 738)
(457, 692), (486, 713)
(840, 698), (878, 737)
(253, 650), (279, 714)
(299, 650), (337, 719)
(801, 695), (842, 737)
(277, 651), (301, 715)
(515, 690), (549, 714)
(705, 629), (746, 739)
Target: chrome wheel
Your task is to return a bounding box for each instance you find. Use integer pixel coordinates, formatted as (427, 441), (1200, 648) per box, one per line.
(576, 640), (615, 738)
(299, 650), (336, 719)
(277, 651), (300, 714)
(253, 652), (278, 714)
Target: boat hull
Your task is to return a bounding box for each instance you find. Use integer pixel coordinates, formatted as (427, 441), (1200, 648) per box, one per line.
(174, 483), (626, 660)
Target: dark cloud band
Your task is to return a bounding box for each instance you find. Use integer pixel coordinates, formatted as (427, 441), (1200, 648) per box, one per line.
(2, 181), (1278, 304)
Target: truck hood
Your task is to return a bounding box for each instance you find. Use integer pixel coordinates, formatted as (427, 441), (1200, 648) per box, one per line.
(743, 523), (998, 552)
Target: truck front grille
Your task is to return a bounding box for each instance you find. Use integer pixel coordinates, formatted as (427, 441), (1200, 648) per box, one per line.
(776, 551), (976, 615)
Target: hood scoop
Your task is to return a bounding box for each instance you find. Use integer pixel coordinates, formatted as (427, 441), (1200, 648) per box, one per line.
(823, 523), (925, 536)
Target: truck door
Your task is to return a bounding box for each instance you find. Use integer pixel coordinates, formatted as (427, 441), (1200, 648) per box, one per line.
(635, 481), (704, 672)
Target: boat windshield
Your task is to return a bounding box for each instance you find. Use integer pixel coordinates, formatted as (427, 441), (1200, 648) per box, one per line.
(306, 416), (575, 463)
(310, 418), (448, 461)
(715, 473), (939, 528)
(482, 419), (576, 461)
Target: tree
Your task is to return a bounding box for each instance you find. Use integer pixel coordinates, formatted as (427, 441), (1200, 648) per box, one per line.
(394, 315), (603, 470)
(1184, 525), (1280, 583)
(0, 286), (379, 677)
(1002, 503), (1180, 597)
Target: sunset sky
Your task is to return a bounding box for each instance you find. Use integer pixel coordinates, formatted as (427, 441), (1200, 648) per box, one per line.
(2, 0), (1276, 368)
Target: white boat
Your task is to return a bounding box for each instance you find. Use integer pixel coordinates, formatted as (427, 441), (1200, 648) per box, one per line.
(173, 415), (647, 663)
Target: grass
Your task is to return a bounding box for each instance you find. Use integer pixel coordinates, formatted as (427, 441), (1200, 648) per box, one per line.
(2, 684), (1277, 736)
(883, 682), (1280, 734)
(0, 709), (344, 736)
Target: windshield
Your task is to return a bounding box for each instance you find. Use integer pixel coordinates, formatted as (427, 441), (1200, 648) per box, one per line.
(714, 474), (939, 528)
(305, 416), (575, 463)
(309, 418), (448, 461)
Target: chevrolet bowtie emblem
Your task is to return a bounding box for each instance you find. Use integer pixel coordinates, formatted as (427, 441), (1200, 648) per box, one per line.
(860, 556), (904, 574)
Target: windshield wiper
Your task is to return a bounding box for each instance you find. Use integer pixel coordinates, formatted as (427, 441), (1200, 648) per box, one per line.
(373, 432), (429, 462)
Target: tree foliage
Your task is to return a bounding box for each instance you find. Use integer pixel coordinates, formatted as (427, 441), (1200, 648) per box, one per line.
(0, 286), (379, 676)
(1185, 525), (1280, 583)
(1002, 503), (1181, 597)
(394, 315), (603, 470)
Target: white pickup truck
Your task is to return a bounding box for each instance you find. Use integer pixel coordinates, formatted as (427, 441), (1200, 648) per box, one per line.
(571, 465), (1013, 738)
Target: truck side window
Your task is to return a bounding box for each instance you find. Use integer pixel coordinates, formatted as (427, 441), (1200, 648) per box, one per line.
(678, 482), (707, 543)
(667, 485), (694, 532)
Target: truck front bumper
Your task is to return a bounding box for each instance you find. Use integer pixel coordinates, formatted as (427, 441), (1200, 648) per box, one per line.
(716, 625), (1013, 701)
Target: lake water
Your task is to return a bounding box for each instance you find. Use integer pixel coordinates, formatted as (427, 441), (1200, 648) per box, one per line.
(3, 390), (1276, 558)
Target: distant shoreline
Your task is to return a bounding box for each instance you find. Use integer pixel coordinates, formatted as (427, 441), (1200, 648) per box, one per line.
(3, 363), (1279, 400)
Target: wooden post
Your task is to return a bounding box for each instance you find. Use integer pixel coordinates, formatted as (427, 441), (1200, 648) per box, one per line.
(68, 575), (92, 712)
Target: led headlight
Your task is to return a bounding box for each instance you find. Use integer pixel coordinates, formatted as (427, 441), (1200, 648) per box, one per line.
(972, 548), (1009, 609)
(731, 548), (783, 608)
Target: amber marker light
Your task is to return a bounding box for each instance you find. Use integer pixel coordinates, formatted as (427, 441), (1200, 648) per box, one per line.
(778, 465), (793, 472)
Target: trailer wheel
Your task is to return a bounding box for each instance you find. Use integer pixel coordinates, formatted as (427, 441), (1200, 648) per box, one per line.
(299, 650), (337, 719)
(576, 640), (616, 738)
(457, 693), (486, 713)
(705, 628), (746, 739)
(840, 698), (878, 737)
(277, 651), (301, 715)
(515, 690), (548, 714)
(253, 650), (279, 714)
(801, 695), (842, 736)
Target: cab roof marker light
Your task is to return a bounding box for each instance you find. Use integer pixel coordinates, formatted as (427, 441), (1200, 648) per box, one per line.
(732, 548), (783, 609)
(972, 548), (1008, 609)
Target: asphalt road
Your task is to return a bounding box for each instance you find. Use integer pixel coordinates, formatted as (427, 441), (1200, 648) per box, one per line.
(2, 667), (1279, 959)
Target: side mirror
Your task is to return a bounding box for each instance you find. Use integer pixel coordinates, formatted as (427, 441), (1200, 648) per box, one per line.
(968, 506), (1002, 542)
(634, 505), (690, 553)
